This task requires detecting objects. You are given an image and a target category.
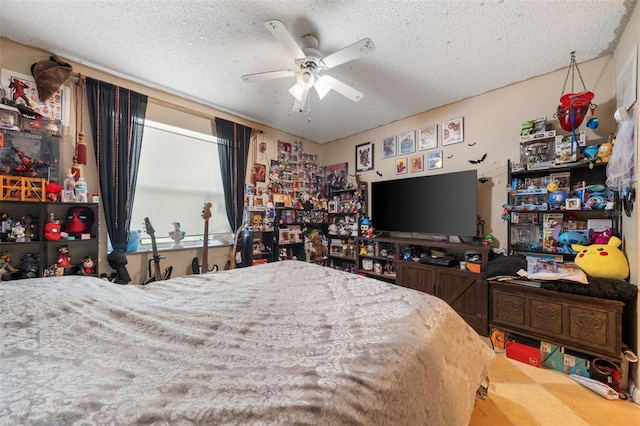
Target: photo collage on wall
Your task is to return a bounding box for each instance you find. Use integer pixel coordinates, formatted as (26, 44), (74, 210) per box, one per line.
(382, 116), (464, 174)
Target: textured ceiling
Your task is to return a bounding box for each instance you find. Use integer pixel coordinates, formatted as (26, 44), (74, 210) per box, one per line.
(0, 0), (636, 144)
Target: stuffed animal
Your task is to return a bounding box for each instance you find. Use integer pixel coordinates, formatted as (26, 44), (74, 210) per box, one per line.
(43, 221), (62, 241)
(557, 231), (589, 254)
(590, 227), (614, 245)
(572, 236), (629, 280)
(126, 229), (142, 252)
(596, 139), (614, 163)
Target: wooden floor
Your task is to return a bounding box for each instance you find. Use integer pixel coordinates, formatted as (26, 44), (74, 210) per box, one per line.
(469, 349), (640, 425)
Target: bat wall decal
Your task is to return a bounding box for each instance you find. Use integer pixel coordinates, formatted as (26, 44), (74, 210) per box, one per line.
(469, 153), (487, 164)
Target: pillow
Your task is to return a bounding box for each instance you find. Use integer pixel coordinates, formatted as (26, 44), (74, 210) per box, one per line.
(526, 256), (588, 284)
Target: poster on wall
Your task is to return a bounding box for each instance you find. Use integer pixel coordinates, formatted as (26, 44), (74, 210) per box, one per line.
(1, 68), (71, 126)
(325, 162), (348, 191)
(355, 141), (374, 172)
(252, 163), (266, 184)
(418, 124), (437, 151)
(382, 135), (397, 158)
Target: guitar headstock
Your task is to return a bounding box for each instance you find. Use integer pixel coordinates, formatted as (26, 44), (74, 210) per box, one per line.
(144, 217), (155, 236)
(202, 202), (212, 221)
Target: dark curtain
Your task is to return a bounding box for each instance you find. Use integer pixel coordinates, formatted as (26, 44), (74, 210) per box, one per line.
(86, 77), (148, 284)
(214, 118), (252, 232)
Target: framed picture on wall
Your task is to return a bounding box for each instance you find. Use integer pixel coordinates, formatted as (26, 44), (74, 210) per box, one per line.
(410, 154), (423, 172)
(355, 141), (374, 172)
(398, 130), (416, 154)
(442, 117), (464, 146)
(273, 193), (292, 208)
(418, 124), (437, 151)
(428, 151), (443, 170)
(382, 135), (397, 158)
(395, 157), (408, 174)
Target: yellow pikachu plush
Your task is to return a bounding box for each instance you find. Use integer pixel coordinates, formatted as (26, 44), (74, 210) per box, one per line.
(572, 236), (629, 280)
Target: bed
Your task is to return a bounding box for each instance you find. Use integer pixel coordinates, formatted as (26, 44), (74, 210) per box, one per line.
(1, 260), (494, 425)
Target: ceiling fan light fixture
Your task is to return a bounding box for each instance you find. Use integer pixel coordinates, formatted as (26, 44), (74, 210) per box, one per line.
(288, 83), (304, 101)
(314, 77), (332, 100)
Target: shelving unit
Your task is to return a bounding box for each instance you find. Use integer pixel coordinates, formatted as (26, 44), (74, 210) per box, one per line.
(275, 140), (323, 198)
(1, 201), (100, 280)
(325, 181), (366, 273)
(506, 160), (621, 259)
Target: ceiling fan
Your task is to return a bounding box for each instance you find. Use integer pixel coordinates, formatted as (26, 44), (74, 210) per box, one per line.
(241, 19), (375, 112)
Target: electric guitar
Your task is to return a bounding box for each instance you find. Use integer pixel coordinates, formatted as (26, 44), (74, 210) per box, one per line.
(192, 202), (218, 274)
(143, 217), (173, 285)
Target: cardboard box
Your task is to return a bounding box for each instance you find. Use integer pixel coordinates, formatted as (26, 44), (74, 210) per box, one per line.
(563, 350), (591, 377)
(540, 341), (564, 372)
(506, 338), (541, 368)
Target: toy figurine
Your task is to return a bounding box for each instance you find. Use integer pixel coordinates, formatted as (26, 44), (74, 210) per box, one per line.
(56, 245), (72, 268)
(18, 253), (39, 278)
(82, 256), (95, 275)
(169, 222), (186, 248)
(0, 251), (20, 275)
(360, 217), (375, 237)
(10, 222), (26, 241)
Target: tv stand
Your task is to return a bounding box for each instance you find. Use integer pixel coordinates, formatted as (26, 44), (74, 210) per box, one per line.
(355, 235), (490, 336)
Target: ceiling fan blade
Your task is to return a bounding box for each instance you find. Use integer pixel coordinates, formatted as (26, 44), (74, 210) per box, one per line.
(315, 75), (363, 102)
(241, 69), (295, 83)
(319, 38), (375, 69)
(264, 19), (306, 62)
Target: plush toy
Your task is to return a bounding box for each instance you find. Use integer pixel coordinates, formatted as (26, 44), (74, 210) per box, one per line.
(126, 229), (142, 252)
(547, 181), (560, 193)
(557, 230), (589, 254)
(596, 139), (614, 163)
(43, 221), (62, 241)
(589, 227), (614, 245)
(572, 236), (629, 280)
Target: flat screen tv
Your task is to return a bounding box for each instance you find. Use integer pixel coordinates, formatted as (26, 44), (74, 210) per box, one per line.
(371, 170), (477, 237)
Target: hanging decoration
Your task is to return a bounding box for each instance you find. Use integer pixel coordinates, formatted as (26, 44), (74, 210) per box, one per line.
(606, 107), (636, 216)
(554, 52), (597, 149)
(76, 76), (87, 164)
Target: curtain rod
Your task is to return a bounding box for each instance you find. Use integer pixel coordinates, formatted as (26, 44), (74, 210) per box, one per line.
(71, 72), (265, 135)
(71, 71), (217, 122)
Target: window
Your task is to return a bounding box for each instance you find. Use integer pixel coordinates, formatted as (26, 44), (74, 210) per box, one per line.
(130, 119), (232, 249)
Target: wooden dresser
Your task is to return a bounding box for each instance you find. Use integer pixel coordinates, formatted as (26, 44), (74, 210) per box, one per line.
(490, 281), (624, 362)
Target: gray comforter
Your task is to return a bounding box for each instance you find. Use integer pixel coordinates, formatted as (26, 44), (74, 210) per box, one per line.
(1, 260), (493, 425)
